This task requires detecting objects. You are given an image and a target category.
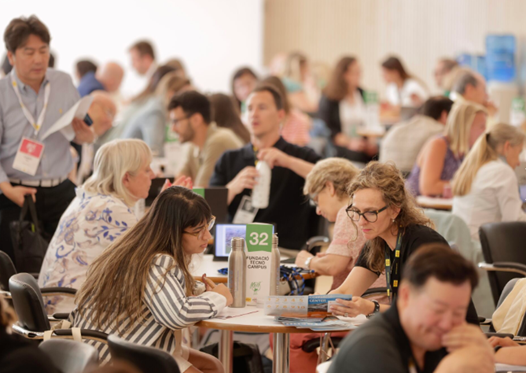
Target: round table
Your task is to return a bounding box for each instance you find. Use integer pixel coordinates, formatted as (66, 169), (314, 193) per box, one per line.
(197, 308), (365, 373)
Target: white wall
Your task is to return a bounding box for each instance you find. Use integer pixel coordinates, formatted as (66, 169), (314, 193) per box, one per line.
(1, 0), (263, 96)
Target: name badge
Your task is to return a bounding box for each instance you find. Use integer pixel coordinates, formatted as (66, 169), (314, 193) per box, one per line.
(233, 195), (259, 224)
(12, 137), (45, 176)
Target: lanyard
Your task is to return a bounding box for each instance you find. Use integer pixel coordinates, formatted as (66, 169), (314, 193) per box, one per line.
(252, 145), (259, 166)
(384, 230), (403, 302)
(10, 74), (51, 136)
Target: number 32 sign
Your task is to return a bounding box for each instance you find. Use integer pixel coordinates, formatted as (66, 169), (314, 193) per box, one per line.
(246, 223), (273, 253)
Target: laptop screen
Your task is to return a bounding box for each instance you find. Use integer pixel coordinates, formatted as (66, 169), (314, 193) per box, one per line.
(214, 224), (247, 258)
(520, 185), (526, 202)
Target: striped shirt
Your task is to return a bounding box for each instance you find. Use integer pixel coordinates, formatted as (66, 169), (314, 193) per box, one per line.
(70, 254), (227, 363)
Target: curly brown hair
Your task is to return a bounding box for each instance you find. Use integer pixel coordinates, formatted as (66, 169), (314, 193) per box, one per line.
(347, 162), (433, 273)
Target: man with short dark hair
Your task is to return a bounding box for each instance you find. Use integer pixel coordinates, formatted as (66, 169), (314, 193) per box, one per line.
(129, 40), (157, 79)
(328, 244), (494, 373)
(0, 15), (94, 263)
(210, 84), (321, 250)
(168, 90), (243, 187)
(380, 96), (454, 174)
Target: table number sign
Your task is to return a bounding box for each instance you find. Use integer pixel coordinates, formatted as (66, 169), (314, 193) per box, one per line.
(245, 223), (273, 305)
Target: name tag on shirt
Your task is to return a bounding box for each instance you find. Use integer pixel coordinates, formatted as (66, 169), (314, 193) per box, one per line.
(12, 137), (45, 176)
(233, 195), (258, 224)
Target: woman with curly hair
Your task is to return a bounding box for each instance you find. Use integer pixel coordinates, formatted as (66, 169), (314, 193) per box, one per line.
(329, 162), (479, 324)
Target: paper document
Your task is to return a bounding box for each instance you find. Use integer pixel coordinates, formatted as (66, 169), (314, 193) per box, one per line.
(215, 307), (258, 320)
(41, 96), (93, 141)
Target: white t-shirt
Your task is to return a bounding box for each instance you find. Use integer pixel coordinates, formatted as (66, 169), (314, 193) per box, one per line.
(339, 90), (366, 137)
(453, 159), (526, 240)
(385, 78), (428, 107)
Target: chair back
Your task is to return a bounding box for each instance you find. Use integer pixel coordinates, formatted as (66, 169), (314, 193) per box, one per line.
(494, 278), (526, 336)
(107, 335), (181, 373)
(39, 339), (99, 373)
(0, 250), (17, 291)
(9, 272), (50, 332)
(479, 222), (526, 305)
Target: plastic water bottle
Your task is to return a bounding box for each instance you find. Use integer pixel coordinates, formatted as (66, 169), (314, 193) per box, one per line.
(270, 234), (281, 296)
(252, 161), (271, 209)
(228, 237), (246, 308)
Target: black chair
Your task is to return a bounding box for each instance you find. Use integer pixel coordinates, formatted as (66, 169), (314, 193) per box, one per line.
(8, 273), (107, 342)
(107, 335), (181, 373)
(39, 339), (99, 373)
(478, 222), (526, 306)
(0, 250), (76, 300)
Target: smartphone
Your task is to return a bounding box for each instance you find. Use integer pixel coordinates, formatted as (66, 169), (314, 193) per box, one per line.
(84, 113), (93, 126)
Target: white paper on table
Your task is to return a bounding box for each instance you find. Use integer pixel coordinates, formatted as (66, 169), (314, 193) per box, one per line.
(41, 96), (93, 141)
(215, 307), (259, 320)
(495, 363), (526, 372)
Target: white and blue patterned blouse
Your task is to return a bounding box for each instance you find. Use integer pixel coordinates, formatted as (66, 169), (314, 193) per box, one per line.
(38, 188), (138, 314)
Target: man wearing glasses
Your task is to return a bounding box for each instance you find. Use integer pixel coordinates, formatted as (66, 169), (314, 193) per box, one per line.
(169, 91), (243, 187)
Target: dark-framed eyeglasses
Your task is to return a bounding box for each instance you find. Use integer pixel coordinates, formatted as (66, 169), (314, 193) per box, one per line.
(346, 205), (388, 223)
(171, 113), (193, 127)
(184, 215), (216, 240)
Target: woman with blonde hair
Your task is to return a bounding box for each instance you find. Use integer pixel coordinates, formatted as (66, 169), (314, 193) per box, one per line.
(282, 52), (319, 113)
(328, 162), (479, 324)
(452, 123), (526, 239)
(406, 101), (487, 196)
(39, 139), (190, 314)
(72, 187), (232, 373)
(287, 158), (387, 373)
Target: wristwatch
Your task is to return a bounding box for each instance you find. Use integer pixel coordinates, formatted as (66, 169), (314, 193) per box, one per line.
(366, 300), (380, 318)
(304, 256), (313, 270)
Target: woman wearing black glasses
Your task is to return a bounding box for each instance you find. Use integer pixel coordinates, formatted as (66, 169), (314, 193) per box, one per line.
(329, 162), (479, 324)
(72, 186), (232, 373)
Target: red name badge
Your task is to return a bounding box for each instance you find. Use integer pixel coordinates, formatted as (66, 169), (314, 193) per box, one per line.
(20, 138), (44, 157)
(12, 137), (45, 176)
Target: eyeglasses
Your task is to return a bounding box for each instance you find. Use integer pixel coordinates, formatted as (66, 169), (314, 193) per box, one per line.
(184, 216), (216, 240)
(346, 205), (388, 223)
(171, 113), (192, 127)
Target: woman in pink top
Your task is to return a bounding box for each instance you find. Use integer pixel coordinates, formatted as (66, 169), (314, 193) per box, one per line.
(283, 158), (386, 373)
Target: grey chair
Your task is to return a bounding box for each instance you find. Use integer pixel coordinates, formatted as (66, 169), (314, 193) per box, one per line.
(8, 273), (107, 342)
(0, 250), (76, 301)
(39, 339), (99, 373)
(107, 335), (181, 373)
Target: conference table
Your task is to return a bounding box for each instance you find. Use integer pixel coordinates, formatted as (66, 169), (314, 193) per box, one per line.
(197, 308), (366, 373)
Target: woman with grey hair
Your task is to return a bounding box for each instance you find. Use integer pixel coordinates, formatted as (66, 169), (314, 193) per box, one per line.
(38, 139), (190, 313)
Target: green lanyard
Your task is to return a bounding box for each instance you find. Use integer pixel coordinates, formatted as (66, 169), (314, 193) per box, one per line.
(384, 230), (403, 302)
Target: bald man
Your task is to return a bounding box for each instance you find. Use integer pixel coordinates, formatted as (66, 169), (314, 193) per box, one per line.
(72, 91), (117, 184)
(96, 62), (124, 93)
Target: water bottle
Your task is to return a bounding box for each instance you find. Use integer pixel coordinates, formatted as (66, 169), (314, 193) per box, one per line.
(270, 233), (281, 296)
(252, 161), (271, 209)
(228, 237), (246, 308)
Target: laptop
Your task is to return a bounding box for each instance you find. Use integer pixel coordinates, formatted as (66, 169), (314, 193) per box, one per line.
(213, 224), (247, 261)
(146, 183), (228, 224)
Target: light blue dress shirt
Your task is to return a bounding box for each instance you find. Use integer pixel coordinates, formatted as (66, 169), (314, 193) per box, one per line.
(0, 68), (80, 185)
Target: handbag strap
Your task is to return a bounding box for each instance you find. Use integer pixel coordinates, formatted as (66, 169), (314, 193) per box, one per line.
(19, 195), (41, 234)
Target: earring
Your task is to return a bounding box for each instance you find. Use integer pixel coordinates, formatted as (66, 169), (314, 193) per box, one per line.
(392, 219), (396, 223)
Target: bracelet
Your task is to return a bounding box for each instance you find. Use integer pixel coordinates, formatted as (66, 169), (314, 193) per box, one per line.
(366, 300), (380, 318)
(304, 256), (313, 270)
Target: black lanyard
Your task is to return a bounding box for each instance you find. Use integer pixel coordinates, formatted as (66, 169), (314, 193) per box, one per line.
(384, 231), (403, 302)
